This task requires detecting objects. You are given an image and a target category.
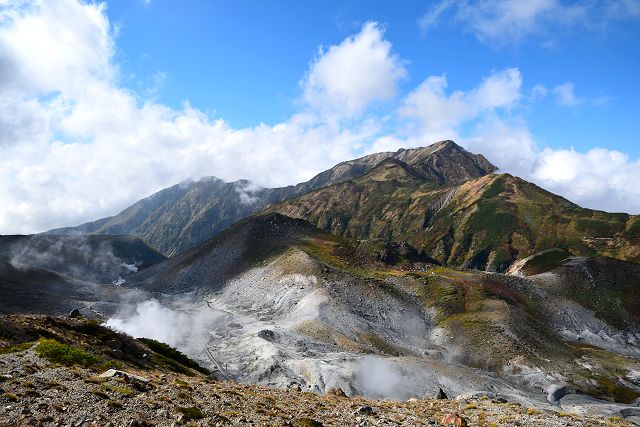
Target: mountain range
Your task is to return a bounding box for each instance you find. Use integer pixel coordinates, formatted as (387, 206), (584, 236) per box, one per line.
(49, 140), (639, 271)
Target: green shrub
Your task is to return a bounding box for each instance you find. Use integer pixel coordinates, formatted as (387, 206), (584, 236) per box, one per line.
(176, 406), (205, 420)
(138, 338), (209, 374)
(0, 342), (35, 355)
(35, 339), (99, 367)
(2, 392), (18, 402)
(297, 418), (324, 427)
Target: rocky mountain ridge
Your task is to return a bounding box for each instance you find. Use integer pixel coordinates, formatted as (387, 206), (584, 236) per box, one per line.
(46, 141), (496, 257)
(268, 166), (640, 271)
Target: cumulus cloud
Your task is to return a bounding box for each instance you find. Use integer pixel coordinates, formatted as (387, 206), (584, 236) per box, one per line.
(419, 0), (640, 45)
(399, 68), (521, 136)
(532, 148), (640, 213)
(0, 4), (384, 233)
(302, 21), (407, 118)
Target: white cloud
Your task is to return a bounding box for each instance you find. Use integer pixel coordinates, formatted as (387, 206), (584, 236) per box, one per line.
(419, 0), (640, 45)
(553, 82), (582, 106)
(532, 148), (640, 213)
(0, 0), (113, 95)
(529, 82), (605, 107)
(301, 21), (407, 118)
(0, 3), (382, 233)
(399, 68), (521, 135)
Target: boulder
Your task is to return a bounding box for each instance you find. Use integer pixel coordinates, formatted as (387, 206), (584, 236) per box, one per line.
(257, 329), (278, 342)
(621, 408), (640, 417)
(98, 369), (149, 383)
(68, 308), (82, 318)
(353, 406), (374, 415)
(288, 382), (302, 392)
(546, 384), (570, 403)
(441, 413), (468, 426)
(436, 388), (448, 399)
(326, 387), (347, 397)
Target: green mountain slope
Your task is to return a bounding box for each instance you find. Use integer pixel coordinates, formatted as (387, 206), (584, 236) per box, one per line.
(268, 162), (640, 271)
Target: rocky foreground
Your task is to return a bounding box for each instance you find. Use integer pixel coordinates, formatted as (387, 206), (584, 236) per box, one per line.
(0, 316), (634, 427)
(0, 347), (627, 427)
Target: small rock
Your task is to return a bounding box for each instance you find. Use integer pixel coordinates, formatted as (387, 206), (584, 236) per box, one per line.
(98, 369), (149, 383)
(68, 308), (82, 318)
(441, 413), (468, 427)
(326, 387), (347, 397)
(128, 419), (155, 427)
(353, 405), (374, 416)
(288, 383), (302, 392)
(546, 384), (570, 403)
(436, 388), (448, 399)
(257, 329), (278, 342)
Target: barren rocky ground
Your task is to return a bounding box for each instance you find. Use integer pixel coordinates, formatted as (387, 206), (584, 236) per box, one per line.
(0, 344), (627, 427)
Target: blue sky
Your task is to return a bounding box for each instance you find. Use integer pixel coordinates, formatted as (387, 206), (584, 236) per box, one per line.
(107, 0), (640, 156)
(0, 0), (639, 233)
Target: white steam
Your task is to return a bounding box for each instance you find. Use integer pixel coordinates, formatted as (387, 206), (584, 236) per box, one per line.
(353, 355), (407, 399)
(8, 235), (139, 283)
(105, 299), (220, 358)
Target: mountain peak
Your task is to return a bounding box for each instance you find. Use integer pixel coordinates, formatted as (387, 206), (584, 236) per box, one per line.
(392, 141), (497, 185)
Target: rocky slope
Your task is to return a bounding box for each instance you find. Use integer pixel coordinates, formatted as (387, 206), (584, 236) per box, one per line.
(0, 315), (629, 426)
(46, 141), (495, 257)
